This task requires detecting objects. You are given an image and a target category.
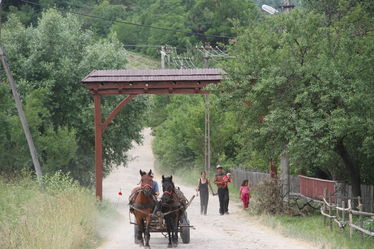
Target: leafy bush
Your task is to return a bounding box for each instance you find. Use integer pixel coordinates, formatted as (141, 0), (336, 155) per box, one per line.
(251, 179), (284, 214)
(362, 218), (374, 233)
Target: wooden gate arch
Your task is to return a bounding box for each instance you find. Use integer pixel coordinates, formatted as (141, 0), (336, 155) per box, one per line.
(81, 68), (224, 200)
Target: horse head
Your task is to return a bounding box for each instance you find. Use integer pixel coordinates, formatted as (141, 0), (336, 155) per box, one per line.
(139, 169), (154, 197)
(161, 175), (175, 203)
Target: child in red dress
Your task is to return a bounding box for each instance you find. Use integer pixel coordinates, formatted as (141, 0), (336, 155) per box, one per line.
(239, 179), (250, 209)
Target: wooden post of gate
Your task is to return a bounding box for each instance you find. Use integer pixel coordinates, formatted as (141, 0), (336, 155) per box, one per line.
(348, 199), (353, 238)
(94, 94), (103, 200)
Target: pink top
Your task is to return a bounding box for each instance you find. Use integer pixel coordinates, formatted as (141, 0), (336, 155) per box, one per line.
(240, 186), (249, 195)
(222, 175), (233, 188)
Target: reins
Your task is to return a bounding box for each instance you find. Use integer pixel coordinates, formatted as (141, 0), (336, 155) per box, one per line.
(162, 195), (196, 216)
(129, 185), (157, 218)
(163, 190), (173, 195)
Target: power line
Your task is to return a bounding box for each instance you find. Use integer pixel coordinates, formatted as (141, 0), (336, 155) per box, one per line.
(20, 0), (235, 40)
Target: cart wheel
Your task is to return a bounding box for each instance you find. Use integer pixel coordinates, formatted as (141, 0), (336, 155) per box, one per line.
(134, 225), (139, 244)
(180, 212), (190, 244)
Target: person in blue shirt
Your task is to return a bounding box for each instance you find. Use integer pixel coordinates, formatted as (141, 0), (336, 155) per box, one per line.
(150, 172), (160, 196)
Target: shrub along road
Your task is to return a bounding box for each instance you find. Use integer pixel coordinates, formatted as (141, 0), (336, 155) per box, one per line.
(97, 128), (316, 249)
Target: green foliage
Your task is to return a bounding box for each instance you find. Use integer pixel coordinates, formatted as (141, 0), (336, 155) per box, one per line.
(150, 95), (256, 172)
(0, 10), (147, 184)
(6, 0), (258, 58)
(111, 0), (257, 56)
(84, 0), (128, 36)
(219, 3), (374, 190)
(187, 0), (256, 45)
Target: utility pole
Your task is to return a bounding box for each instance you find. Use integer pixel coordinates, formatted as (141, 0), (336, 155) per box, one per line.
(280, 0), (292, 201)
(204, 94), (211, 174)
(160, 46), (166, 69)
(280, 0), (294, 12)
(203, 44), (210, 68)
(0, 47), (43, 180)
(203, 43), (211, 173)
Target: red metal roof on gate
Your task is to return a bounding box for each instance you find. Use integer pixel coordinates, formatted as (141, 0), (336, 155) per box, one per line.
(81, 68), (224, 95)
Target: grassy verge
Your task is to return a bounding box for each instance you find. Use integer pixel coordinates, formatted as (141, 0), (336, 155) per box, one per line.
(0, 171), (103, 249)
(257, 213), (374, 249)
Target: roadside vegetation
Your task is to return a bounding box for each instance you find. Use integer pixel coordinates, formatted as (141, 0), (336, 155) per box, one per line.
(258, 214), (374, 249)
(0, 171), (102, 249)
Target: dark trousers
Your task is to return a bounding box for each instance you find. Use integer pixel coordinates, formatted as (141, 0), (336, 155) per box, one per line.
(199, 190), (209, 215)
(218, 187), (229, 214)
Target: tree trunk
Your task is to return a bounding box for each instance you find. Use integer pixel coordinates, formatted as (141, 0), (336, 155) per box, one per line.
(336, 139), (361, 199)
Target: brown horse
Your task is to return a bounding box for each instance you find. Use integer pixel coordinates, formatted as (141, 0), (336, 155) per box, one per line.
(131, 170), (157, 248)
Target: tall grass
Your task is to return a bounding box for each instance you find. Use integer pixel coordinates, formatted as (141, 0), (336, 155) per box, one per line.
(0, 171), (100, 249)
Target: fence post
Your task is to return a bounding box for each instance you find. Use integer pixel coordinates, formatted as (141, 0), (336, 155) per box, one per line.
(341, 200), (345, 231)
(336, 198), (339, 229)
(370, 185), (374, 213)
(323, 188), (327, 226)
(329, 193), (332, 231)
(358, 196), (363, 240)
(348, 199), (353, 238)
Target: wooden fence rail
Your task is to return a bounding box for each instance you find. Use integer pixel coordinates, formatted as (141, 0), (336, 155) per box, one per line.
(231, 168), (299, 193)
(232, 169), (373, 212)
(321, 189), (374, 238)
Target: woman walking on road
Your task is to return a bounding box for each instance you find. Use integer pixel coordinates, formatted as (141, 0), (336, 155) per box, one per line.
(196, 171), (214, 215)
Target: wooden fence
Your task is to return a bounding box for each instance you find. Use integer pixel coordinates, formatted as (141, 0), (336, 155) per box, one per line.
(231, 169), (373, 212)
(321, 189), (374, 238)
(299, 175), (373, 212)
(299, 175), (336, 201)
(231, 168), (374, 238)
(336, 183), (374, 213)
(231, 168), (299, 193)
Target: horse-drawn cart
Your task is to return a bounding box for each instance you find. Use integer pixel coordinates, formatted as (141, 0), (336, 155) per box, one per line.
(130, 195), (195, 245)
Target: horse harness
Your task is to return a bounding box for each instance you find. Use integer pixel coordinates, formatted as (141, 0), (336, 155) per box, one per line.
(129, 187), (158, 217)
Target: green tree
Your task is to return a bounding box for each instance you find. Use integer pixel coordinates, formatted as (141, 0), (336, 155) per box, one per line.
(150, 95), (244, 172)
(84, 0), (128, 36)
(220, 5), (374, 197)
(0, 10), (147, 184)
(187, 0), (257, 45)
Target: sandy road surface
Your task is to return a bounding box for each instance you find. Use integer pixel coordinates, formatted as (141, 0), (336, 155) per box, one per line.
(98, 128), (316, 249)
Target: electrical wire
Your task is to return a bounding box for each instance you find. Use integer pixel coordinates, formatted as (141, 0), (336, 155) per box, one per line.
(20, 0), (235, 40)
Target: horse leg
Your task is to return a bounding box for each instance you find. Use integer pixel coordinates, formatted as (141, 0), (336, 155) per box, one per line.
(175, 214), (180, 245)
(172, 214), (179, 247)
(136, 217), (144, 246)
(144, 216), (151, 248)
(166, 216), (172, 248)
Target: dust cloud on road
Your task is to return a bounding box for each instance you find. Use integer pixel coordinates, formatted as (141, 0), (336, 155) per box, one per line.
(97, 128), (316, 249)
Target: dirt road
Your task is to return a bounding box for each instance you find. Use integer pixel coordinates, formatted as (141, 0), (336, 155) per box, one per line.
(97, 128), (316, 249)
